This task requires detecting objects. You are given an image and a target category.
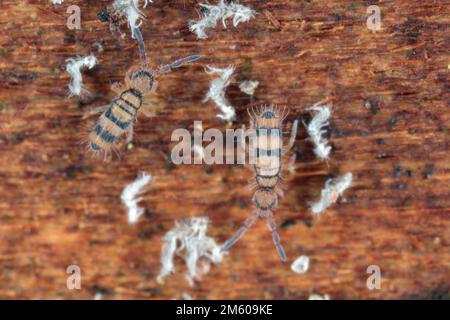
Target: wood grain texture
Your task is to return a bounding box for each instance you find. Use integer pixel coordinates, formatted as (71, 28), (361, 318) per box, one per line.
(0, 0), (449, 299)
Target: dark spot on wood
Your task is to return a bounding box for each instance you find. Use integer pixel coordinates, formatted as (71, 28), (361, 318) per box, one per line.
(395, 183), (406, 191)
(391, 17), (424, 45)
(422, 164), (434, 179)
(280, 218), (296, 228)
(89, 285), (112, 296)
(89, 239), (116, 246)
(67, 224), (79, 232)
(163, 151), (175, 171)
(377, 152), (387, 159)
(408, 128), (419, 135)
(406, 50), (417, 59)
(138, 227), (154, 239)
(204, 166), (214, 175)
(423, 285), (450, 300)
(294, 150), (305, 161)
(405, 284), (450, 300)
(328, 166), (341, 177)
(302, 219), (313, 228)
(1, 132), (26, 144)
(237, 198), (249, 209)
(64, 165), (93, 179)
(63, 31), (76, 45)
(142, 288), (162, 297)
(144, 208), (152, 219)
(97, 9), (110, 23)
(391, 165), (403, 178)
(401, 196), (413, 206)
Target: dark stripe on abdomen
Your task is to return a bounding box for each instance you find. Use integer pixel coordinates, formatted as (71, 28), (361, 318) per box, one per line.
(90, 142), (102, 152)
(256, 148), (281, 157)
(256, 128), (280, 136)
(255, 198), (277, 211)
(105, 108), (131, 130)
(113, 99), (135, 116)
(94, 124), (116, 143)
(120, 90), (142, 111)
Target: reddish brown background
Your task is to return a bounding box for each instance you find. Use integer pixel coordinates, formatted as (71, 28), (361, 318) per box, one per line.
(0, 0), (448, 299)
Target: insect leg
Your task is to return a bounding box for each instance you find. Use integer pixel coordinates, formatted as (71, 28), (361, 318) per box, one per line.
(246, 178), (258, 191)
(125, 123), (135, 144)
(285, 119), (298, 151)
(221, 214), (257, 252)
(267, 217), (287, 262)
(283, 153), (296, 174)
(141, 108), (156, 118)
(110, 82), (124, 94)
(82, 105), (109, 119)
(274, 184), (285, 197)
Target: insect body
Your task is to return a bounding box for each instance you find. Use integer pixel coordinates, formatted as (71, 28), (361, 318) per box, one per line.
(222, 105), (298, 262)
(88, 86), (143, 154)
(86, 27), (200, 158)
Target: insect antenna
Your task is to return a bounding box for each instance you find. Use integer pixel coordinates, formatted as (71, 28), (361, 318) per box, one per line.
(132, 27), (148, 69)
(285, 119), (298, 150)
(221, 215), (257, 252)
(155, 55), (202, 76)
(267, 218), (287, 262)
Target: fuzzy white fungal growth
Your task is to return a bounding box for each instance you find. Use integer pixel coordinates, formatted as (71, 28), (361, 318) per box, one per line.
(291, 255), (310, 274)
(121, 172), (152, 224)
(158, 217), (225, 285)
(305, 103), (333, 161)
(193, 122), (205, 161)
(310, 173), (353, 215)
(189, 0), (256, 39)
(204, 65), (236, 122)
(308, 294), (331, 300)
(113, 0), (152, 38)
(181, 292), (193, 300)
(50, 0), (64, 4)
(65, 55), (97, 98)
(93, 292), (103, 300)
(239, 80), (259, 96)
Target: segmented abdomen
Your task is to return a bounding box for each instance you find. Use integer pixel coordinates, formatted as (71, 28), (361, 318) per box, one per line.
(254, 127), (282, 189)
(89, 88), (142, 153)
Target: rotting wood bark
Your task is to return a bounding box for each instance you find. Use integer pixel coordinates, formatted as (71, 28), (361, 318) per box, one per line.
(0, 1), (448, 299)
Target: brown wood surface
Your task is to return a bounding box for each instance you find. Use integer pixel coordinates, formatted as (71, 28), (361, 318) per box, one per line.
(0, 0), (449, 299)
